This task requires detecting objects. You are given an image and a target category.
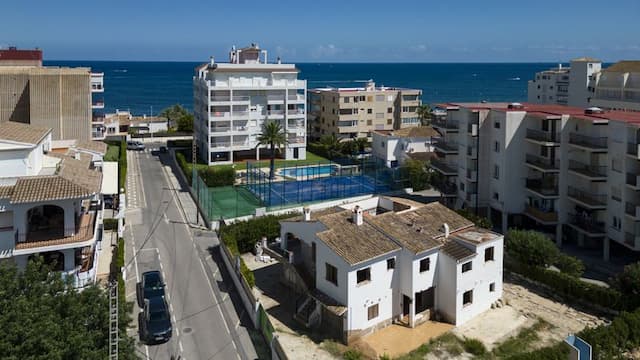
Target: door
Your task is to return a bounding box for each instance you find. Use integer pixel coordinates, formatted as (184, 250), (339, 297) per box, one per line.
(403, 295), (411, 316)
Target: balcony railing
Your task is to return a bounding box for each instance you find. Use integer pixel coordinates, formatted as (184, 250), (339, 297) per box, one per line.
(211, 142), (230, 148)
(626, 202), (640, 218)
(430, 160), (458, 175)
(434, 181), (457, 195)
(628, 142), (640, 158)
(15, 212), (96, 247)
(525, 179), (558, 196)
(568, 213), (605, 235)
(210, 96), (231, 102)
(432, 119), (459, 130)
(567, 186), (607, 207)
(525, 154), (559, 171)
(627, 173), (640, 187)
(569, 133), (608, 150)
(526, 129), (560, 143)
(287, 109), (306, 116)
(524, 205), (558, 223)
(625, 232), (637, 247)
(268, 110), (285, 116)
(211, 126), (231, 133)
(568, 160), (607, 178)
(287, 136), (305, 144)
(434, 140), (458, 153)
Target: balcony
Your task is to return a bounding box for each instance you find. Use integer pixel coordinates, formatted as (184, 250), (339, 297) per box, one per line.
(626, 172), (640, 190)
(430, 160), (458, 176)
(267, 110), (285, 118)
(467, 123), (478, 136)
(625, 202), (640, 220)
(524, 205), (558, 225)
(210, 111), (231, 120)
(568, 133), (608, 151)
(92, 113), (105, 123)
(15, 211), (96, 250)
(210, 96), (232, 104)
(232, 95), (250, 103)
(287, 136), (305, 144)
(287, 109), (306, 117)
(433, 181), (457, 197)
(525, 179), (558, 198)
(525, 154), (559, 172)
(568, 160), (607, 180)
(466, 169), (478, 181)
(92, 101), (105, 109)
(232, 140), (251, 147)
(466, 145), (477, 158)
(433, 140), (458, 154)
(432, 119), (459, 132)
(624, 232), (638, 248)
(525, 129), (560, 145)
(211, 142), (230, 149)
(627, 142), (640, 159)
(568, 213), (606, 236)
(211, 126), (232, 133)
(567, 186), (607, 209)
(287, 94), (305, 102)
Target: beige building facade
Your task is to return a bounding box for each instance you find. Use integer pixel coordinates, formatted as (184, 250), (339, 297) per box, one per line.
(308, 81), (422, 141)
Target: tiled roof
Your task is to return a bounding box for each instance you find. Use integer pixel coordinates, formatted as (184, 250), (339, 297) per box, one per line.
(604, 61), (640, 73)
(375, 126), (439, 138)
(316, 210), (401, 265)
(10, 176), (92, 204)
(75, 140), (107, 155)
(441, 240), (476, 262)
(0, 121), (50, 145)
(0, 186), (14, 199)
(407, 152), (438, 162)
(57, 157), (102, 194)
(282, 206), (343, 222)
(454, 227), (502, 245)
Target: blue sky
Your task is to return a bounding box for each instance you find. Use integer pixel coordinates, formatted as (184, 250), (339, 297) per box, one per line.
(3, 0), (640, 62)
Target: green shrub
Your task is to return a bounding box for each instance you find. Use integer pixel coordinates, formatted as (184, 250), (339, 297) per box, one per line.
(202, 166), (235, 187)
(342, 349), (363, 360)
(456, 209), (492, 229)
(462, 337), (487, 355)
(103, 218), (118, 230)
(118, 140), (127, 192)
(403, 159), (431, 191)
(554, 254), (585, 278)
(506, 229), (559, 267)
(104, 145), (119, 162)
(612, 262), (640, 298)
(240, 258), (255, 288)
(220, 214), (294, 253)
(506, 342), (569, 360)
(378, 354), (392, 360)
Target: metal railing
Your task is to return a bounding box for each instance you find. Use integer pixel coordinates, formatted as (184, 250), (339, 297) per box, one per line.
(287, 109), (306, 116)
(567, 186), (607, 207)
(625, 232), (637, 247)
(211, 142), (231, 148)
(626, 202), (639, 217)
(267, 110), (285, 116)
(568, 213), (605, 234)
(434, 181), (457, 195)
(430, 160), (458, 174)
(628, 142), (640, 158)
(525, 179), (558, 196)
(432, 119), (459, 130)
(569, 133), (608, 149)
(210, 96), (232, 102)
(15, 224), (94, 244)
(434, 140), (458, 153)
(526, 154), (559, 170)
(526, 129), (560, 143)
(568, 160), (607, 178)
(287, 136), (305, 144)
(524, 205), (558, 222)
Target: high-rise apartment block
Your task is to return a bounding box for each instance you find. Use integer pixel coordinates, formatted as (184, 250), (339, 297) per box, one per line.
(308, 81), (422, 141)
(0, 47), (105, 141)
(193, 44), (307, 165)
(431, 102), (640, 260)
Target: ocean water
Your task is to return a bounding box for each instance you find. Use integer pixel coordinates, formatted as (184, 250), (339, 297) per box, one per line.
(46, 61), (561, 115)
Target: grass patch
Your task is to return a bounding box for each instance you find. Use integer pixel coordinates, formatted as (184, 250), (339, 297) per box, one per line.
(321, 340), (349, 358)
(462, 337), (487, 356)
(104, 144), (119, 162)
(240, 151), (329, 169)
(492, 319), (550, 358)
(396, 332), (463, 360)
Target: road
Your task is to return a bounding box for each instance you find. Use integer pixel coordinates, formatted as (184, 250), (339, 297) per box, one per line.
(123, 143), (263, 360)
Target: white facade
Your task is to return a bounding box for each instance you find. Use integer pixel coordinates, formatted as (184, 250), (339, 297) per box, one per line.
(91, 72), (106, 140)
(588, 62), (640, 111)
(279, 197), (503, 341)
(193, 44), (307, 165)
(372, 130), (436, 168)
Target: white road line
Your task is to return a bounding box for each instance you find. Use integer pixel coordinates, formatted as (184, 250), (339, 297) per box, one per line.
(159, 261), (164, 271)
(163, 213), (169, 224)
(175, 326), (180, 337)
(131, 242), (140, 282)
(179, 341), (184, 353)
(169, 303), (174, 313)
(145, 345), (149, 359)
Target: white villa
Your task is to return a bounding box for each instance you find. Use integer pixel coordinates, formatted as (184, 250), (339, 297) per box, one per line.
(279, 196), (503, 343)
(371, 126), (439, 168)
(0, 121), (105, 288)
(193, 44), (307, 165)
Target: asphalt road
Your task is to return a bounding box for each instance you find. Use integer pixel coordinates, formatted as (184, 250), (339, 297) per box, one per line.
(123, 144), (262, 360)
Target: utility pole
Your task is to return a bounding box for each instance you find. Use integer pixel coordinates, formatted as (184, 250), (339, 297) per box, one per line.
(109, 281), (118, 360)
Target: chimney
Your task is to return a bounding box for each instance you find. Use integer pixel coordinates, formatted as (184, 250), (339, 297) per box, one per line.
(210, 56), (215, 66)
(442, 223), (450, 238)
(303, 207), (311, 221)
(352, 205), (363, 226)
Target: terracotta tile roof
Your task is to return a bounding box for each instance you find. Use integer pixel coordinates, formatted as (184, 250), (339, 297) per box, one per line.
(74, 140), (107, 155)
(375, 126), (439, 138)
(0, 186), (14, 198)
(57, 157), (102, 194)
(10, 176), (92, 204)
(0, 121), (50, 145)
(441, 240), (476, 262)
(604, 61), (640, 73)
(282, 206), (343, 222)
(316, 210), (401, 265)
(407, 152), (438, 162)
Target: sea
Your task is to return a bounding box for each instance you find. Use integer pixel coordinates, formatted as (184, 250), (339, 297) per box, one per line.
(45, 61), (564, 115)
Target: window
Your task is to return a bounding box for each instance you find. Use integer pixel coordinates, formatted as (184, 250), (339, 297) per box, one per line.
(381, 141), (385, 148)
(387, 107), (393, 114)
(539, 146), (549, 157)
(325, 263), (338, 285)
(376, 95), (385, 102)
(387, 119), (392, 125)
(367, 109), (373, 114)
(460, 182), (465, 191)
(367, 304), (379, 320)
(612, 157), (622, 173)
(494, 121), (500, 129)
(344, 97), (350, 103)
(419, 258), (430, 272)
(489, 283), (495, 292)
(462, 261), (472, 273)
(376, 112), (384, 119)
(613, 216), (622, 230)
(387, 258), (395, 270)
(493, 192), (499, 201)
(494, 141), (500, 153)
(367, 96), (373, 102)
(463, 290), (473, 306)
(367, 120), (372, 126)
(485, 247), (495, 262)
(357, 267), (371, 284)
(493, 165), (500, 180)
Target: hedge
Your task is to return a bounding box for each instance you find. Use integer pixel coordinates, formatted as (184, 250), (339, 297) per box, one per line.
(103, 218), (118, 230)
(176, 151), (235, 187)
(118, 140), (127, 192)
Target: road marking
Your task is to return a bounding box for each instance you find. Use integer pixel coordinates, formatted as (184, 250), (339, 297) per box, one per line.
(163, 213), (169, 224)
(159, 261), (164, 271)
(179, 341), (184, 353)
(145, 345), (149, 359)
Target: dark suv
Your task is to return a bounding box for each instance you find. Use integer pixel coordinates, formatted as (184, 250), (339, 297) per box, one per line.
(137, 271), (165, 307)
(140, 296), (172, 344)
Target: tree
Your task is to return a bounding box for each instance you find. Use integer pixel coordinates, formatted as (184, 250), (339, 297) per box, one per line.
(353, 137), (369, 153)
(416, 104), (432, 126)
(403, 159), (431, 191)
(612, 262), (640, 297)
(506, 229), (559, 267)
(257, 121), (287, 180)
(160, 104), (193, 132)
(319, 134), (342, 159)
(0, 257), (136, 360)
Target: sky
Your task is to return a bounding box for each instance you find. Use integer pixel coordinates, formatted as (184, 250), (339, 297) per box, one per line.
(3, 0), (640, 62)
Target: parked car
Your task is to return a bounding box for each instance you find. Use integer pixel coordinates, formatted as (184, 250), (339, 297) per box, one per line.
(159, 146), (167, 153)
(127, 141), (145, 151)
(103, 196), (114, 209)
(137, 270), (165, 307)
(140, 296), (172, 344)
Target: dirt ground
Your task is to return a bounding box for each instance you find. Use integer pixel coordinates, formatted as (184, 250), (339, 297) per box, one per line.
(355, 321), (454, 358)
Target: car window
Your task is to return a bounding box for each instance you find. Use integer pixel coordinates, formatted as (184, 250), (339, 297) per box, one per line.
(149, 310), (169, 321)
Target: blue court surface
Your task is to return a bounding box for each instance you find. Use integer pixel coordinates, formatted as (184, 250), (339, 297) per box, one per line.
(248, 174), (389, 207)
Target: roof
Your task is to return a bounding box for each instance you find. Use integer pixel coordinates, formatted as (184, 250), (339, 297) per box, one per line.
(0, 48), (42, 61)
(282, 206), (344, 222)
(367, 202), (473, 254)
(75, 140), (107, 155)
(0, 186), (13, 199)
(57, 157), (102, 194)
(316, 210), (401, 265)
(441, 241), (476, 262)
(603, 61), (640, 73)
(454, 227), (502, 245)
(101, 162), (119, 195)
(10, 176), (93, 204)
(375, 126), (439, 138)
(0, 121), (50, 145)
(572, 57), (601, 63)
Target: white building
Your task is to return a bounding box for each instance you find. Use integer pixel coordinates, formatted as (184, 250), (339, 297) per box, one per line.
(431, 102), (640, 260)
(279, 197), (503, 343)
(588, 61), (640, 111)
(371, 126), (439, 168)
(104, 110), (169, 137)
(0, 121), (105, 288)
(193, 44), (307, 165)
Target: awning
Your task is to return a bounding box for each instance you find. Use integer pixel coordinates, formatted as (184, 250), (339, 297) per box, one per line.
(101, 161), (118, 195)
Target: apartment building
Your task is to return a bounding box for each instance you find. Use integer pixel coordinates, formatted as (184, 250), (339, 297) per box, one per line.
(308, 81), (422, 141)
(371, 126), (438, 168)
(588, 61), (640, 111)
(193, 44), (307, 165)
(0, 121), (105, 288)
(0, 47), (105, 141)
(430, 102), (640, 260)
(279, 196), (503, 343)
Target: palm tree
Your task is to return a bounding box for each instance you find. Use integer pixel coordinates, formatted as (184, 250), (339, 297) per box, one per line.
(319, 134), (342, 159)
(416, 104), (432, 126)
(257, 121), (287, 180)
(353, 137), (369, 154)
